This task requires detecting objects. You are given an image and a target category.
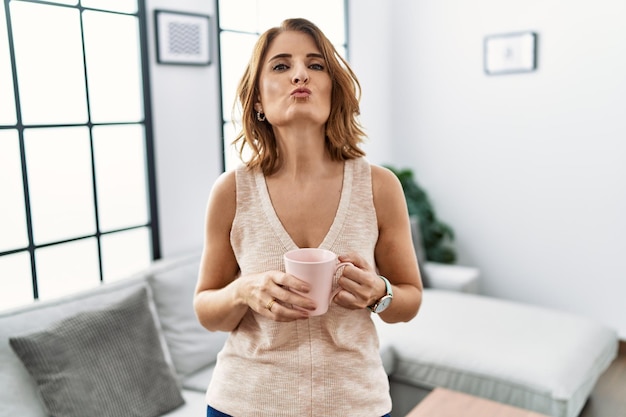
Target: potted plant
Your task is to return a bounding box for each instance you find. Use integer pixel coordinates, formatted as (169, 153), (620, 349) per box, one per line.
(385, 166), (456, 264)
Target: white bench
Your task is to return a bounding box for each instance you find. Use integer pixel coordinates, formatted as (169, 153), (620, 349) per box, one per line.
(376, 265), (618, 417)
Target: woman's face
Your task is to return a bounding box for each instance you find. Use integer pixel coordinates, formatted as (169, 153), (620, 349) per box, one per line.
(255, 31), (332, 129)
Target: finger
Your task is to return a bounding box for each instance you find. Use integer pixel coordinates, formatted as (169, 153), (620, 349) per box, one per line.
(273, 284), (317, 312)
(338, 263), (372, 287)
(338, 252), (369, 269)
(275, 273), (311, 294)
(258, 272), (316, 313)
(337, 272), (361, 292)
(263, 297), (311, 321)
(336, 264), (384, 307)
(332, 288), (364, 310)
(264, 297), (277, 312)
(336, 276), (371, 306)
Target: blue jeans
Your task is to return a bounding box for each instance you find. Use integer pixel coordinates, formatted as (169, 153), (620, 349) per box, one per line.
(207, 405), (391, 417)
(206, 406), (231, 417)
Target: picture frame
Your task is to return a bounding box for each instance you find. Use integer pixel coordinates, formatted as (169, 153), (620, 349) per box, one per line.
(484, 32), (537, 75)
(154, 10), (211, 66)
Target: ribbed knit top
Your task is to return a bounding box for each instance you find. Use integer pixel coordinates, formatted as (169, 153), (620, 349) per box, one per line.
(206, 157), (391, 417)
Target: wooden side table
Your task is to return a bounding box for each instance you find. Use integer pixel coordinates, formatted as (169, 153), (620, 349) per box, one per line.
(406, 388), (551, 417)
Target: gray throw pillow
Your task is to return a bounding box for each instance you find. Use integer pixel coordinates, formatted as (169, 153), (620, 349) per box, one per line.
(9, 287), (185, 417)
(410, 215), (430, 287)
(147, 256), (228, 377)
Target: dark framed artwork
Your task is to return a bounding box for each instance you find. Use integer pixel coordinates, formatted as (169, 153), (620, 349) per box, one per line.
(484, 32), (537, 75)
(154, 10), (211, 66)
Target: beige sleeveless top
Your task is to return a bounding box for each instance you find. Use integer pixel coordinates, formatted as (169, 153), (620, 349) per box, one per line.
(206, 157), (391, 417)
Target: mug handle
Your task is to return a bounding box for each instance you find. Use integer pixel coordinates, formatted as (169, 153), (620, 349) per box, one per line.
(330, 261), (352, 301)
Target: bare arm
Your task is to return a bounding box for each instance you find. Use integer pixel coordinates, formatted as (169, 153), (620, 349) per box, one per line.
(334, 165), (423, 323)
(371, 165), (423, 322)
(193, 171), (317, 332)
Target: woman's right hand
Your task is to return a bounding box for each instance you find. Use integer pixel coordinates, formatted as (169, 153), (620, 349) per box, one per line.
(239, 271), (317, 321)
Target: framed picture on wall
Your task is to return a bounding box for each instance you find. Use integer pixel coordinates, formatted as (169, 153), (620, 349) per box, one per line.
(154, 10), (211, 66)
(484, 32), (537, 75)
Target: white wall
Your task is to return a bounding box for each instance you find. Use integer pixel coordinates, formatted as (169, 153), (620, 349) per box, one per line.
(350, 0), (626, 337)
(146, 0), (223, 257)
(347, 0), (393, 165)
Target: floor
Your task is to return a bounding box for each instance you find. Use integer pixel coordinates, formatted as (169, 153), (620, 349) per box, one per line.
(578, 341), (626, 417)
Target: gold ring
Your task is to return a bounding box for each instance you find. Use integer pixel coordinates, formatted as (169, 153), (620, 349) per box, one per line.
(266, 298), (276, 311)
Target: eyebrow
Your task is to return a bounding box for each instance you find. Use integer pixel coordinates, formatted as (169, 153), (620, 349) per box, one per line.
(267, 53), (324, 62)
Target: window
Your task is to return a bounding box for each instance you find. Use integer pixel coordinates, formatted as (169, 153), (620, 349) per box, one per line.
(0, 0), (158, 310)
(217, 0), (348, 171)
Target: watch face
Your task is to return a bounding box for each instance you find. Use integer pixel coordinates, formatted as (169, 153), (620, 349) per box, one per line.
(375, 296), (392, 313)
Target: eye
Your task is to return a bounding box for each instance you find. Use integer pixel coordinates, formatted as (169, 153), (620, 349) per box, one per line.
(272, 63), (289, 71)
(309, 63), (325, 71)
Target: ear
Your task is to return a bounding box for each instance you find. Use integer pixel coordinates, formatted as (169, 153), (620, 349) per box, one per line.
(254, 102), (263, 113)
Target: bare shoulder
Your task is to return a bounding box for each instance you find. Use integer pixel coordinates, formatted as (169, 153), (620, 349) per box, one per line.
(370, 164), (408, 223)
(206, 170), (237, 224)
(370, 164), (404, 198)
(211, 169), (236, 198)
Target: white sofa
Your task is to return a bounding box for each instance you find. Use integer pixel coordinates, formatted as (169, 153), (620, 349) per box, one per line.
(0, 251), (618, 417)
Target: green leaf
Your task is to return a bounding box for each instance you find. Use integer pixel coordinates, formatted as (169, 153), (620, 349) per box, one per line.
(385, 165), (457, 264)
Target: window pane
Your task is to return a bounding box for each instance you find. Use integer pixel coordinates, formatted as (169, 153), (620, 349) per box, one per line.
(83, 11), (143, 123)
(10, 1), (87, 125)
(220, 31), (257, 121)
(30, 0), (78, 5)
(257, 0), (346, 43)
(35, 238), (100, 301)
(224, 121), (252, 172)
(0, 3), (16, 125)
(25, 127), (96, 244)
(100, 227), (151, 282)
(0, 129), (28, 252)
(336, 44), (347, 60)
(218, 0), (258, 33)
(0, 251), (32, 311)
(81, 0), (137, 14)
(93, 124), (148, 231)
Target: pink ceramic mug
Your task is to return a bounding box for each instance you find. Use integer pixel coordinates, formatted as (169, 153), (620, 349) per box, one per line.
(283, 248), (351, 316)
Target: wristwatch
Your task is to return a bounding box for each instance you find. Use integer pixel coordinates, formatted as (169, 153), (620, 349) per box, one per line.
(367, 275), (393, 314)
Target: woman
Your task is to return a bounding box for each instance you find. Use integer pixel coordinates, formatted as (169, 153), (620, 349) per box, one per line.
(194, 18), (422, 417)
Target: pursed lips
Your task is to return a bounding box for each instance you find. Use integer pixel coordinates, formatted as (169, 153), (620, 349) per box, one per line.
(291, 87), (311, 98)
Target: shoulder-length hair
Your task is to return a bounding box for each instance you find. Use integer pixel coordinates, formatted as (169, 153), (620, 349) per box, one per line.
(232, 18), (366, 175)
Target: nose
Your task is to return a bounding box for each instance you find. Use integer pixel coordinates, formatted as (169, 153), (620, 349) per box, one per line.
(292, 64), (309, 85)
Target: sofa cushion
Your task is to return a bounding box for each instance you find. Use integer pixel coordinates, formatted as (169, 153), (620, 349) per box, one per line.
(181, 364), (217, 392)
(9, 287), (184, 417)
(162, 389), (208, 417)
(146, 252), (228, 377)
(375, 289), (619, 417)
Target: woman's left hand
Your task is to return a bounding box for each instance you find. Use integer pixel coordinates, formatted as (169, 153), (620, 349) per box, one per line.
(333, 252), (386, 310)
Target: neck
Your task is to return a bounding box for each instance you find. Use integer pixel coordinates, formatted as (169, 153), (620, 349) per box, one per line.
(273, 125), (333, 179)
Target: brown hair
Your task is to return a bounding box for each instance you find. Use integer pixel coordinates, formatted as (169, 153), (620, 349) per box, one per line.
(232, 18), (366, 175)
